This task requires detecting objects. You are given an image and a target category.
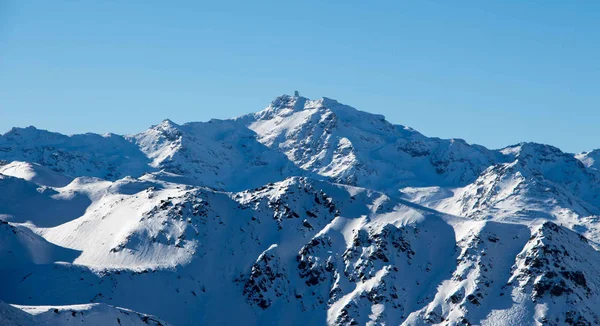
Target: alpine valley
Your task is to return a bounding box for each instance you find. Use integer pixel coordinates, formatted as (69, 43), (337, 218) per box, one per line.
(2, 94), (600, 326)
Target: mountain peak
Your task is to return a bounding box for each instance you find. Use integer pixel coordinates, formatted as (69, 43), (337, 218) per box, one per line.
(501, 142), (564, 157)
(1, 126), (68, 146)
(3, 126), (43, 137)
(266, 94), (308, 112)
(260, 94), (388, 125)
(156, 118), (179, 129)
(144, 119), (182, 140)
(576, 149), (600, 171)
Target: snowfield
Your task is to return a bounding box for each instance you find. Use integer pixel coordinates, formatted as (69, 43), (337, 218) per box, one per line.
(1, 94), (600, 325)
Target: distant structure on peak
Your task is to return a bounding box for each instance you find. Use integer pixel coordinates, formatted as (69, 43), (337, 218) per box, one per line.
(294, 90), (300, 97)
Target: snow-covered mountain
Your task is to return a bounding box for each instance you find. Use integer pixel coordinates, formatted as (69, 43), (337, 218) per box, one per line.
(1, 94), (600, 325)
(0, 127), (152, 181)
(130, 118), (303, 191)
(242, 95), (501, 190)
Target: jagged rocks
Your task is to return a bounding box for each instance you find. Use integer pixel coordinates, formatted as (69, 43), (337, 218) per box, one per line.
(239, 245), (290, 310)
(505, 222), (600, 325)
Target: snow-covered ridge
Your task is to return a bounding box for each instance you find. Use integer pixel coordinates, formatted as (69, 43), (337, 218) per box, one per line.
(3, 94), (596, 193)
(0, 94), (503, 192)
(0, 301), (169, 326)
(2, 94), (600, 325)
(0, 161), (74, 187)
(244, 95), (503, 190)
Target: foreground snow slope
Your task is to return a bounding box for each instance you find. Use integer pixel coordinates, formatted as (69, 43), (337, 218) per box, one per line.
(0, 302), (169, 326)
(1, 94), (600, 325)
(2, 172), (600, 325)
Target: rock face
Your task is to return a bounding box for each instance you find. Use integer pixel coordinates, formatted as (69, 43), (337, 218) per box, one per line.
(2, 94), (600, 325)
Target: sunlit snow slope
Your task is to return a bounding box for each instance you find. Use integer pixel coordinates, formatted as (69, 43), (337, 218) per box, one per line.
(2, 94), (600, 325)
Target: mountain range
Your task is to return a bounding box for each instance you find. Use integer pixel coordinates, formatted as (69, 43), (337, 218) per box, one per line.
(1, 94), (600, 325)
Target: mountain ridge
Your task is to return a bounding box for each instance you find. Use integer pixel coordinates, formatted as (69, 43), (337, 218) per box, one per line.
(1, 94), (600, 325)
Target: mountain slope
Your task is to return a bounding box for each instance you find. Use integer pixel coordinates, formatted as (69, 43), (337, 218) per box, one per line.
(0, 161), (74, 187)
(1, 94), (600, 325)
(131, 118), (303, 191)
(242, 95), (500, 191)
(0, 173), (461, 325)
(1, 302), (169, 326)
(402, 142), (600, 242)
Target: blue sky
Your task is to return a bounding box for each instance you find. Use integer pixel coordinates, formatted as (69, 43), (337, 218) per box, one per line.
(1, 1), (598, 152)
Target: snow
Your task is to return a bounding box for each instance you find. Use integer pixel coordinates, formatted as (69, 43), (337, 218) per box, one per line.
(244, 94), (499, 191)
(3, 302), (169, 325)
(576, 149), (600, 171)
(1, 93), (600, 325)
(0, 161), (74, 187)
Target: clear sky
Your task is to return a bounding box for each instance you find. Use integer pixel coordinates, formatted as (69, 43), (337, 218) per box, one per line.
(1, 1), (598, 153)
